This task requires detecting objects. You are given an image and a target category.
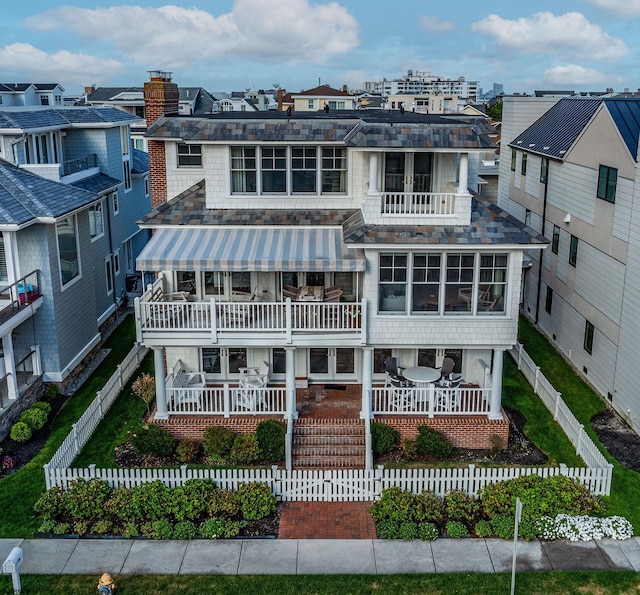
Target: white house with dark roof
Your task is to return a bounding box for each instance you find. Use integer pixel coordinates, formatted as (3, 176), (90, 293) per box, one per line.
(133, 75), (545, 468)
(0, 106), (151, 408)
(498, 96), (640, 436)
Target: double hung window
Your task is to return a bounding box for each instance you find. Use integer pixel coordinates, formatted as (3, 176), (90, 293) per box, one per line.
(597, 165), (617, 203)
(177, 143), (202, 167)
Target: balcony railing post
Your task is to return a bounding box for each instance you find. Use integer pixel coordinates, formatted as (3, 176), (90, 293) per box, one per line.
(211, 298), (218, 344)
(285, 298), (292, 344)
(223, 383), (230, 418)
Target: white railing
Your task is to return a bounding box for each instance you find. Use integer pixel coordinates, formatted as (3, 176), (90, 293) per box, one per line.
(45, 343), (148, 485)
(136, 298), (365, 336)
(371, 386), (491, 417)
(381, 192), (456, 216)
(509, 343), (612, 475)
(166, 384), (287, 416)
(44, 463), (612, 498)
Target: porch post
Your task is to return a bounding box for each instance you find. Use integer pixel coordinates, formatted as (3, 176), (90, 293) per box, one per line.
(488, 348), (504, 420)
(361, 346), (373, 419)
(368, 153), (379, 194)
(153, 347), (168, 419)
(2, 333), (18, 400)
(457, 152), (469, 194)
(285, 347), (297, 419)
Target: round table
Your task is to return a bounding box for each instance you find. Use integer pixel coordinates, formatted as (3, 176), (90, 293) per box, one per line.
(402, 366), (440, 386)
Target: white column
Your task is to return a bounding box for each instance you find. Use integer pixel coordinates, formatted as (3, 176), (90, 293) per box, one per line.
(2, 333), (18, 400)
(368, 153), (379, 194)
(457, 153), (469, 194)
(361, 347), (373, 419)
(488, 348), (504, 420)
(285, 347), (297, 419)
(153, 347), (168, 419)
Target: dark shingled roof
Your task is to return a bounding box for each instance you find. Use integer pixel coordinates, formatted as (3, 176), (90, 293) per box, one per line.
(137, 180), (546, 248)
(146, 111), (496, 149)
(70, 173), (120, 194)
(510, 97), (640, 161)
(0, 159), (99, 226)
(131, 148), (149, 175)
(0, 107), (140, 130)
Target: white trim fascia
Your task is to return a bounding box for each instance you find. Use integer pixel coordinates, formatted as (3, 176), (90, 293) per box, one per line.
(98, 304), (117, 326)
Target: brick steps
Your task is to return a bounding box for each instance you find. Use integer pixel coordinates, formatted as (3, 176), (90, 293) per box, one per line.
(292, 418), (366, 469)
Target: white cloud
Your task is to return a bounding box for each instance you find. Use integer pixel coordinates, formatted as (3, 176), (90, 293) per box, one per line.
(25, 1), (360, 68)
(586, 0), (640, 16)
(0, 43), (124, 86)
(419, 16), (454, 32)
(543, 64), (623, 86)
(471, 12), (627, 61)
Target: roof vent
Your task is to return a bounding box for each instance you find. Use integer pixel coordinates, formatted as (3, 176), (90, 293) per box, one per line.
(559, 150), (566, 154)
(516, 140), (522, 144)
(543, 146), (550, 150)
(529, 143), (535, 147)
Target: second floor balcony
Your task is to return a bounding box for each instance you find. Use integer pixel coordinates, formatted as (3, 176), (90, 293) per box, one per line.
(19, 154), (98, 183)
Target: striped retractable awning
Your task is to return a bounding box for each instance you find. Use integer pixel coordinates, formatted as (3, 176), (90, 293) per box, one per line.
(136, 227), (366, 272)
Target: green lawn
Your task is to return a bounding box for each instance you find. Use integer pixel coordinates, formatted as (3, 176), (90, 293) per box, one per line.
(1, 571), (639, 594)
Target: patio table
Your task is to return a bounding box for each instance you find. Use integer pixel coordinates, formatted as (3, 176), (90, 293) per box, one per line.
(402, 366), (440, 410)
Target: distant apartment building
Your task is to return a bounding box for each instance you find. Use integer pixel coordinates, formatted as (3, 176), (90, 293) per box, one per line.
(364, 70), (478, 103)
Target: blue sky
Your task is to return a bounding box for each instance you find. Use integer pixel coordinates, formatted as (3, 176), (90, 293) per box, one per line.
(1, 0), (639, 96)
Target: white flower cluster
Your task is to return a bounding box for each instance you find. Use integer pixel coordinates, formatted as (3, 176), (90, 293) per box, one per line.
(536, 514), (634, 542)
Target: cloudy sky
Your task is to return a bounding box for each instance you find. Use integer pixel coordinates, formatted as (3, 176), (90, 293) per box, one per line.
(1, 0), (638, 96)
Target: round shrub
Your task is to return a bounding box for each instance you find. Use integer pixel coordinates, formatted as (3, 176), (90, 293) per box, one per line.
(417, 522), (439, 541)
(64, 478), (111, 521)
(208, 488), (241, 519)
(121, 522), (140, 538)
(129, 481), (172, 522)
(230, 433), (260, 464)
(445, 520), (468, 538)
(200, 517), (245, 539)
(91, 520), (113, 535)
(255, 419), (286, 461)
(235, 482), (276, 520)
(10, 421), (32, 443)
(31, 401), (52, 416)
(413, 491), (445, 524)
(173, 520), (197, 540)
(490, 514), (515, 540)
(376, 519), (401, 539)
(20, 407), (48, 431)
(444, 490), (480, 525)
(151, 518), (173, 540)
(202, 425), (236, 461)
(474, 519), (493, 538)
(170, 479), (217, 522)
(416, 426), (453, 458)
(398, 521), (418, 540)
(371, 422), (399, 454)
(105, 487), (135, 525)
(177, 439), (201, 464)
(130, 423), (177, 458)
(370, 486), (417, 523)
(73, 521), (90, 537)
(34, 486), (69, 522)
(401, 438), (417, 460)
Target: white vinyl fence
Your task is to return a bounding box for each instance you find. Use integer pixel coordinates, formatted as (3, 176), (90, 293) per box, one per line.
(44, 342), (613, 497)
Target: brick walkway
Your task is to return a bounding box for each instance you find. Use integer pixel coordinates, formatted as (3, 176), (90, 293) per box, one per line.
(278, 501), (377, 539)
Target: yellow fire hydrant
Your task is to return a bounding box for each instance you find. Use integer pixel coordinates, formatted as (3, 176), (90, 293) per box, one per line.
(97, 572), (116, 594)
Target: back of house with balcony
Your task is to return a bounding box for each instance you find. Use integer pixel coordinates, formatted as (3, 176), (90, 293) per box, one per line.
(134, 105), (546, 467)
(0, 105), (151, 439)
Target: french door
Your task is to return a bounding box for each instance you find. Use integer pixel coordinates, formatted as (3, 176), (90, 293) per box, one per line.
(308, 348), (355, 381)
(384, 153), (432, 194)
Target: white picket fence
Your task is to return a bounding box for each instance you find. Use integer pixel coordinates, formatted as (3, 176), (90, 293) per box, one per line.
(509, 343), (612, 471)
(45, 343), (148, 474)
(44, 341), (613, 498)
(43, 463), (612, 499)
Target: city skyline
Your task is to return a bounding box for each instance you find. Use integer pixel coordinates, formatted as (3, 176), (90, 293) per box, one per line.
(1, 0), (638, 96)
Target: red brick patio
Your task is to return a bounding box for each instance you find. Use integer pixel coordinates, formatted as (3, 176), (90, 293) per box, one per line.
(278, 501), (377, 539)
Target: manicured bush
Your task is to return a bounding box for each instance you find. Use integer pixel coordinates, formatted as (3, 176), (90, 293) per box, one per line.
(91, 520), (113, 535)
(398, 521), (418, 540)
(401, 438), (417, 460)
(129, 481), (172, 522)
(208, 489), (241, 519)
(177, 439), (201, 464)
(444, 490), (480, 525)
(256, 419), (286, 461)
(20, 407), (48, 431)
(73, 521), (90, 537)
(199, 517), (246, 539)
(10, 421), (32, 443)
(53, 522), (71, 535)
(104, 487), (135, 525)
(474, 519), (493, 538)
(445, 520), (468, 538)
(30, 401), (52, 416)
(34, 486), (69, 523)
(230, 433), (260, 464)
(202, 425), (236, 461)
(235, 482), (276, 520)
(370, 487), (416, 523)
(371, 422), (399, 454)
(121, 522), (140, 538)
(151, 518), (173, 540)
(413, 491), (445, 524)
(170, 479), (217, 522)
(415, 426), (453, 458)
(417, 522), (439, 541)
(173, 520), (198, 540)
(64, 478), (111, 521)
(376, 519), (401, 539)
(479, 474), (605, 522)
(130, 423), (177, 458)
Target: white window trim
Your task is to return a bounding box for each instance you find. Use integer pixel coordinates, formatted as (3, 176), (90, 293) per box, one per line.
(177, 143), (203, 168)
(112, 191), (119, 215)
(113, 250), (121, 275)
(57, 215), (82, 290)
(89, 201), (105, 242)
(105, 256), (113, 295)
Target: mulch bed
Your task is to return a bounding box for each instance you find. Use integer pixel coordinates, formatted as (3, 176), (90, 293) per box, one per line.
(591, 408), (640, 473)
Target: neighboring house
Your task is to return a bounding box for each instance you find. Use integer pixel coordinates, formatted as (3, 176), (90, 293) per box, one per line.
(387, 92), (458, 114)
(84, 84), (217, 150)
(0, 106), (151, 392)
(218, 94), (259, 113)
(289, 84), (356, 111)
(498, 96), (640, 435)
(131, 75), (545, 467)
(0, 83), (65, 107)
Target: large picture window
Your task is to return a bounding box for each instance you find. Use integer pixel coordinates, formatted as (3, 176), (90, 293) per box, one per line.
(57, 216), (79, 286)
(230, 146), (347, 196)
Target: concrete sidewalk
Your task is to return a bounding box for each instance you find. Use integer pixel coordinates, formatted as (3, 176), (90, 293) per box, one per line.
(1, 537), (639, 575)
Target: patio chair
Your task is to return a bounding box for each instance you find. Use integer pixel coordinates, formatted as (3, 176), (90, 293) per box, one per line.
(384, 356), (407, 387)
(231, 287), (258, 302)
(282, 285), (298, 299)
(388, 381), (412, 412)
(438, 357), (462, 384)
(323, 288), (343, 302)
(237, 367), (268, 413)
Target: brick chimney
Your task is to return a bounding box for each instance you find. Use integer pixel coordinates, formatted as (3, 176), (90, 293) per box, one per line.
(277, 87), (283, 111)
(143, 71), (179, 207)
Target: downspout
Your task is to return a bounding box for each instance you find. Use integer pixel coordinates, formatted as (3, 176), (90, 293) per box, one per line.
(104, 192), (118, 309)
(534, 164), (549, 324)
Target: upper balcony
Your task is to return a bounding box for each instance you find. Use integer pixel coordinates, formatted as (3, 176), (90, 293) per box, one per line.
(0, 271), (43, 336)
(19, 154), (99, 184)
